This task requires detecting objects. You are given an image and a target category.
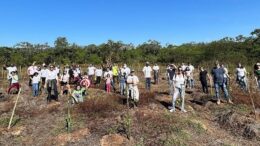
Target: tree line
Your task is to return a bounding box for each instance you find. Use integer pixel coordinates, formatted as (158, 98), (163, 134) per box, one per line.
(0, 29), (260, 68)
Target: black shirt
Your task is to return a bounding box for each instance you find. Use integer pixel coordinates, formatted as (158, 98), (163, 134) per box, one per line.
(199, 70), (208, 82)
(167, 68), (176, 80)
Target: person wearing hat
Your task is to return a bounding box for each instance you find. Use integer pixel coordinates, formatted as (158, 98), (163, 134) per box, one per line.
(211, 61), (232, 105)
(127, 70), (139, 106)
(143, 62), (152, 91)
(7, 71), (20, 94)
(254, 63), (260, 89)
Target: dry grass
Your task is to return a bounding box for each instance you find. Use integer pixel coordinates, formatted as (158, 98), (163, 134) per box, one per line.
(76, 94), (124, 118)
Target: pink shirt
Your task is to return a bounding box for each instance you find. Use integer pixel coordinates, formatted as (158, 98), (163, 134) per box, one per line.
(106, 77), (111, 84)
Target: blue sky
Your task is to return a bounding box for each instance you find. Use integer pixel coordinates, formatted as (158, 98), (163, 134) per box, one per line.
(0, 0), (259, 47)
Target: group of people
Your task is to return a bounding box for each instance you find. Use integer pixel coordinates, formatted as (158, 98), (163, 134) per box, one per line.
(3, 61), (260, 112)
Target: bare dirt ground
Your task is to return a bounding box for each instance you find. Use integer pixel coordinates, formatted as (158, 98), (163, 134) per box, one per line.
(0, 74), (260, 146)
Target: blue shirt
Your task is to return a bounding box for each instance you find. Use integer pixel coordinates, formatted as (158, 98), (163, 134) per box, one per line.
(211, 67), (225, 84)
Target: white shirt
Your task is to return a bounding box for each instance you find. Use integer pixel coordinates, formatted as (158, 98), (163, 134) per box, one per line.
(88, 66), (96, 76)
(73, 70), (79, 77)
(127, 75), (139, 88)
(76, 68), (81, 74)
(61, 74), (70, 82)
(124, 67), (131, 77)
(28, 66), (37, 75)
(181, 65), (187, 71)
(188, 65), (194, 72)
(95, 69), (103, 77)
(40, 69), (48, 78)
(153, 65), (160, 71)
(6, 66), (17, 79)
(46, 70), (58, 80)
(173, 74), (185, 88)
(142, 66), (152, 78)
(11, 75), (19, 84)
(32, 75), (41, 84)
(54, 67), (60, 75)
(223, 67), (228, 78)
(236, 67), (246, 77)
(104, 71), (113, 78)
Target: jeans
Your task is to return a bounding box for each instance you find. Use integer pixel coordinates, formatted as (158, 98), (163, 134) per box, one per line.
(186, 77), (194, 88)
(120, 82), (126, 95)
(154, 71), (159, 84)
(258, 80), (260, 90)
(169, 80), (174, 95)
(47, 79), (58, 101)
(32, 83), (39, 97)
(171, 85), (185, 111)
(145, 78), (151, 91)
(200, 80), (208, 94)
(214, 82), (229, 100)
(237, 76), (248, 91)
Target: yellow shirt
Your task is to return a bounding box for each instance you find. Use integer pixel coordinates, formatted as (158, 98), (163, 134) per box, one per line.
(112, 66), (119, 76)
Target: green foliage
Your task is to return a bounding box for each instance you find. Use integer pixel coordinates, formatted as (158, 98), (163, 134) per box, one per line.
(1, 29), (260, 66)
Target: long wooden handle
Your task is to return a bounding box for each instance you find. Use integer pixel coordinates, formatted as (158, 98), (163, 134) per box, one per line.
(8, 88), (22, 129)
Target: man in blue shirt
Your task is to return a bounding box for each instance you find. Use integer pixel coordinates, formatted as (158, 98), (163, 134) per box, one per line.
(211, 62), (233, 105)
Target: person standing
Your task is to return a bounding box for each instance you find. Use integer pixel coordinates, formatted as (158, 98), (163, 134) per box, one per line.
(153, 63), (160, 84)
(45, 65), (59, 103)
(167, 64), (177, 95)
(236, 63), (248, 91)
(127, 70), (140, 106)
(185, 62), (195, 89)
(143, 62), (152, 91)
(119, 72), (127, 95)
(95, 66), (103, 86)
(221, 64), (230, 87)
(199, 67), (211, 94)
(40, 65), (48, 90)
(105, 74), (112, 93)
(211, 62), (232, 105)
(60, 71), (70, 95)
(87, 64), (96, 84)
(112, 63), (119, 84)
(31, 72), (41, 97)
(169, 67), (187, 113)
(254, 63), (260, 90)
(27, 62), (37, 86)
(123, 64), (131, 77)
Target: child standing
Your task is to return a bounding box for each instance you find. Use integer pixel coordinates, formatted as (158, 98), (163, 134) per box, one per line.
(32, 72), (41, 97)
(105, 74), (112, 93)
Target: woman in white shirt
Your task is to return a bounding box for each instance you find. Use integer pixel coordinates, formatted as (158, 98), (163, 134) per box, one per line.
(60, 71), (70, 95)
(236, 63), (248, 91)
(170, 67), (187, 113)
(45, 65), (59, 102)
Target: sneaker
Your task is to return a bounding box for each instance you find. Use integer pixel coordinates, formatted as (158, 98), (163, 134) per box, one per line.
(228, 100), (233, 104)
(169, 109), (175, 112)
(181, 109), (187, 113)
(217, 100), (221, 105)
